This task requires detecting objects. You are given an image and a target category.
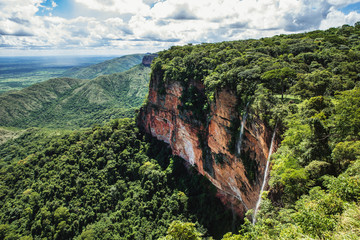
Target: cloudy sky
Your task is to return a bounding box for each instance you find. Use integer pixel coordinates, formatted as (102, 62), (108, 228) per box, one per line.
(1, 0), (360, 56)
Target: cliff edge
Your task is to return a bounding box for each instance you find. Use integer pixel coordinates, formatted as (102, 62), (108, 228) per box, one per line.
(138, 66), (279, 217)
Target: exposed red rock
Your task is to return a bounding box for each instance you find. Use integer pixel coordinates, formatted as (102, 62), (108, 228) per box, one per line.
(138, 74), (278, 218)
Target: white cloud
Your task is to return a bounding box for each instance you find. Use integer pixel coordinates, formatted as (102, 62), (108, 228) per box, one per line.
(0, 0), (43, 37)
(0, 0), (43, 18)
(320, 7), (360, 29)
(327, 0), (359, 6)
(75, 0), (150, 15)
(0, 0), (360, 55)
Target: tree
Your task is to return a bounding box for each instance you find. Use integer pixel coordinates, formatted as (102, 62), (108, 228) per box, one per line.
(251, 84), (279, 123)
(332, 87), (360, 141)
(261, 67), (296, 100)
(290, 70), (333, 99)
(160, 220), (202, 240)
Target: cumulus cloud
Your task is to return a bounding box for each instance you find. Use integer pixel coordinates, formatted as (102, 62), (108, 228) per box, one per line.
(0, 0), (359, 55)
(171, 5), (197, 20)
(320, 6), (360, 29)
(75, 0), (150, 15)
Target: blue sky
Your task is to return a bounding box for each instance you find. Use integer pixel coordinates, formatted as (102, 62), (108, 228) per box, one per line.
(1, 0), (360, 56)
(36, 0), (73, 18)
(341, 1), (360, 13)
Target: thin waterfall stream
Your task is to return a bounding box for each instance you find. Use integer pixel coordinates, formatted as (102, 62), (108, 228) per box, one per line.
(252, 126), (277, 225)
(237, 102), (250, 155)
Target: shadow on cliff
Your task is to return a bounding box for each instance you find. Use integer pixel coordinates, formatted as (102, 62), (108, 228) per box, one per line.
(144, 133), (243, 239)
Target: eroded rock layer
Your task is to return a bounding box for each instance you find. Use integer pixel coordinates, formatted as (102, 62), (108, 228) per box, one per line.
(138, 74), (277, 217)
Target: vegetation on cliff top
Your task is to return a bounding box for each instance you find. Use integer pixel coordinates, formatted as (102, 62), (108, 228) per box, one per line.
(150, 23), (360, 239)
(152, 23), (359, 123)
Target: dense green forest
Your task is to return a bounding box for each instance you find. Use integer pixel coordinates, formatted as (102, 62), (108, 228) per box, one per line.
(1, 23), (360, 239)
(0, 64), (150, 129)
(0, 119), (238, 239)
(151, 23), (360, 239)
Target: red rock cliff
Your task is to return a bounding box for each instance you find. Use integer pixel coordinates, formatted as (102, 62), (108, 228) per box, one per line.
(138, 72), (278, 217)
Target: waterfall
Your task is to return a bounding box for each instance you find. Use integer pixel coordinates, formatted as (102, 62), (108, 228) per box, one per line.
(237, 102), (250, 155)
(252, 127), (276, 225)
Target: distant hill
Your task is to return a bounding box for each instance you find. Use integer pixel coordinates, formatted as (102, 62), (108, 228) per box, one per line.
(0, 55), (116, 94)
(62, 54), (145, 79)
(0, 64), (151, 129)
(0, 77), (85, 126)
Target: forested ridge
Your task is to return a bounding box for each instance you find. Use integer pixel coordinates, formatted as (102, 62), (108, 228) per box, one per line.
(1, 23), (360, 239)
(0, 64), (150, 129)
(62, 54), (145, 80)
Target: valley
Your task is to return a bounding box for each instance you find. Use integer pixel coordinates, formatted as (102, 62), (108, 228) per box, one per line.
(0, 54), (148, 129)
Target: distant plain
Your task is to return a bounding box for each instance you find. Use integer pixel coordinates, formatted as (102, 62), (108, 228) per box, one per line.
(0, 56), (114, 94)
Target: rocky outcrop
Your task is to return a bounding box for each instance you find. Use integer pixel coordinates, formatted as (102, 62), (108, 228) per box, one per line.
(138, 73), (278, 217)
(142, 54), (158, 67)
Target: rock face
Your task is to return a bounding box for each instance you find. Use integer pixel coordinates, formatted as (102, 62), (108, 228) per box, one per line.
(142, 54), (158, 67)
(138, 73), (278, 217)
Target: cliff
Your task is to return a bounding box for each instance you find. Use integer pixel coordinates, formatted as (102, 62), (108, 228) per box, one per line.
(142, 54), (158, 67)
(138, 73), (278, 217)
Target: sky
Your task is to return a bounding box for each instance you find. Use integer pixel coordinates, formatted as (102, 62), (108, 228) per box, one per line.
(0, 0), (360, 56)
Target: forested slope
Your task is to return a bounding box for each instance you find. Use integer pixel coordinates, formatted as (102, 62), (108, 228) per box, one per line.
(149, 23), (360, 239)
(62, 54), (145, 80)
(0, 119), (238, 239)
(0, 64), (150, 129)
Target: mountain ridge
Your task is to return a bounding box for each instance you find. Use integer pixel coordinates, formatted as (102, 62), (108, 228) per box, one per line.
(0, 64), (151, 129)
(62, 53), (145, 79)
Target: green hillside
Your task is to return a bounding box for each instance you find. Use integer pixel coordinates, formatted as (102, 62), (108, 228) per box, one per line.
(0, 78), (85, 126)
(62, 54), (145, 79)
(0, 119), (237, 239)
(152, 23), (360, 239)
(0, 56), (115, 94)
(0, 64), (150, 129)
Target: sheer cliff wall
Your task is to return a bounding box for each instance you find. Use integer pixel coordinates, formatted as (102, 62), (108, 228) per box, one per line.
(138, 72), (278, 217)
